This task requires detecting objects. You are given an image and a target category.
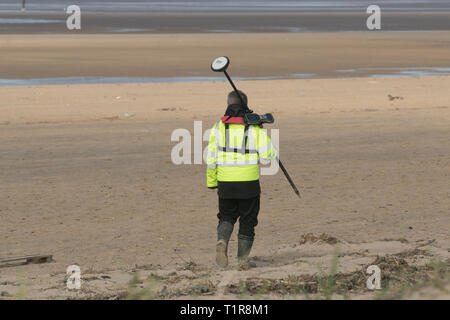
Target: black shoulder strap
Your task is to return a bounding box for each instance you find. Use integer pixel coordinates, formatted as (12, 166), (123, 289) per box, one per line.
(241, 125), (249, 152)
(221, 123), (254, 154)
(225, 123), (230, 149)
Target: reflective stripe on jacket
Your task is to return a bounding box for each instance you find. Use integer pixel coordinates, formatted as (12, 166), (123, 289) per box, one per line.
(206, 120), (277, 188)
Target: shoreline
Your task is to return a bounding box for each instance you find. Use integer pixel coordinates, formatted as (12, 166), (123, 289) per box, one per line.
(2, 68), (450, 87)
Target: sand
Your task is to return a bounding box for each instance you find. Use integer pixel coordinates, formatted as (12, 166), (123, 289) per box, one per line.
(0, 31), (449, 299)
(2, 32), (450, 79)
(1, 74), (449, 299)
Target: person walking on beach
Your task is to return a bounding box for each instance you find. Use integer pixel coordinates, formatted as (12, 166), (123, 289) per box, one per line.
(206, 90), (277, 269)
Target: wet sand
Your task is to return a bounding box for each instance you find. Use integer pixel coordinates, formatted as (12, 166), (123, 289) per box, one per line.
(1, 9), (450, 34)
(2, 32), (450, 80)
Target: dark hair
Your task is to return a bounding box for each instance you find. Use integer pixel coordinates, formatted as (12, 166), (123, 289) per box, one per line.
(227, 90), (247, 106)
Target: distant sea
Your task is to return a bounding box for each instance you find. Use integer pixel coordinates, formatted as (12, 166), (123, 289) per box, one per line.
(0, 0), (450, 33)
(2, 1), (450, 13)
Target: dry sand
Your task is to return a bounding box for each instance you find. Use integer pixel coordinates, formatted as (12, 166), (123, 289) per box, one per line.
(0, 32), (449, 299)
(0, 75), (449, 299)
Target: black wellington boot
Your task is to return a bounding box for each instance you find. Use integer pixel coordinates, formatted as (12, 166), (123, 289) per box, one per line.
(237, 234), (256, 270)
(216, 221), (234, 268)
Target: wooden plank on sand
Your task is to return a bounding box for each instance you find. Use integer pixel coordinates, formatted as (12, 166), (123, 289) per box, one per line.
(0, 254), (53, 265)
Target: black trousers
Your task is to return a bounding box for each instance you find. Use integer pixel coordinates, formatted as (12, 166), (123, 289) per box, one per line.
(217, 196), (260, 238)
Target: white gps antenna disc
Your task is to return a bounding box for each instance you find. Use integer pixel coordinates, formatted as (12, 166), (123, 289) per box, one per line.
(211, 56), (230, 72)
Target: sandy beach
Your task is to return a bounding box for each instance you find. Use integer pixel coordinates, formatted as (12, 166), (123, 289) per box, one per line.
(1, 72), (449, 299)
(0, 6), (450, 298)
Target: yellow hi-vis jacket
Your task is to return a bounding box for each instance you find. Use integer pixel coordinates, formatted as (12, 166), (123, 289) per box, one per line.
(206, 120), (277, 188)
